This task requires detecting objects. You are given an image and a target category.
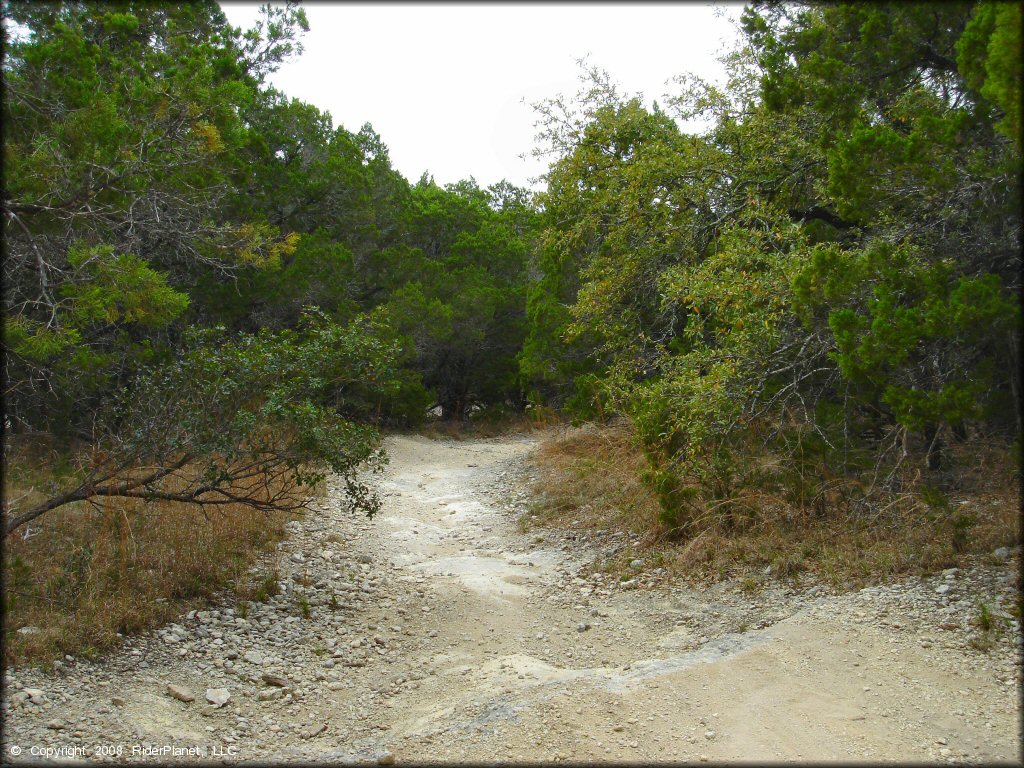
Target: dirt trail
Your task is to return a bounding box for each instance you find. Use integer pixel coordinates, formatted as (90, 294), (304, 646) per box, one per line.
(3, 433), (1021, 763)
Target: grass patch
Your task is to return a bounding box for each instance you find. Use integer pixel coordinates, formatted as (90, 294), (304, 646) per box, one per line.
(527, 418), (661, 535)
(3, 438), (292, 667)
(526, 420), (1021, 590)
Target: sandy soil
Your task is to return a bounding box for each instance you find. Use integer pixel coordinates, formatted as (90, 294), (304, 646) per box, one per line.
(3, 432), (1021, 764)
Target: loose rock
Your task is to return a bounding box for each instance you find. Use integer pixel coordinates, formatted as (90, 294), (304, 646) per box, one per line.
(166, 684), (195, 703)
(205, 688), (230, 708)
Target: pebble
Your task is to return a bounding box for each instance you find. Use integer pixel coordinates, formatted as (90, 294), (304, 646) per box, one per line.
(301, 722), (327, 739)
(262, 673), (288, 687)
(166, 684), (195, 703)
(377, 751), (396, 765)
(205, 688), (231, 708)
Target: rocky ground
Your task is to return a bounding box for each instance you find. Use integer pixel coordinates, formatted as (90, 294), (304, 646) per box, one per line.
(2, 432), (1021, 764)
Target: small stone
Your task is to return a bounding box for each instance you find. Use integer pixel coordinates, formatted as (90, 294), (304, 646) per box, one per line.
(940, 748), (952, 758)
(262, 673), (288, 688)
(23, 688), (45, 701)
(935, 584), (950, 594)
(205, 688), (231, 707)
(257, 688), (284, 702)
(704, 730), (716, 740)
(377, 752), (395, 765)
(167, 684), (196, 703)
(612, 725), (624, 732)
(357, 554), (373, 564)
(576, 622), (591, 633)
(17, 626), (41, 636)
(244, 650), (264, 665)
(301, 722), (327, 739)
(993, 547), (1011, 561)
(47, 720), (64, 730)
(936, 738), (948, 745)
(111, 697), (126, 707)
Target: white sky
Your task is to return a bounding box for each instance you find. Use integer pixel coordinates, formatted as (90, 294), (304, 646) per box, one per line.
(220, 2), (745, 190)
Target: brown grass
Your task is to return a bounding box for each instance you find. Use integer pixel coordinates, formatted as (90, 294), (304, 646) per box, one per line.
(528, 418), (661, 534)
(3, 439), (291, 667)
(526, 420), (1021, 589)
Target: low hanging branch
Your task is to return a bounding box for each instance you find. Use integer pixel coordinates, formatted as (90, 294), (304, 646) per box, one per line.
(4, 311), (399, 538)
(2, 451), (314, 537)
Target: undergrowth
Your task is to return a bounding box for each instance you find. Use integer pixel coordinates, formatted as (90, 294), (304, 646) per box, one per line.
(526, 419), (1021, 590)
(3, 437), (292, 667)
(419, 404), (563, 440)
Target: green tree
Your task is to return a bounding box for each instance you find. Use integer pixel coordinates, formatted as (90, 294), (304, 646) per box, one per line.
(745, 1), (1022, 465)
(381, 177), (535, 421)
(2, 1), (304, 433)
(527, 4), (1020, 532)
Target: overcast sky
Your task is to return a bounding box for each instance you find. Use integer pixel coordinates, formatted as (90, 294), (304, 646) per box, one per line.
(220, 2), (745, 190)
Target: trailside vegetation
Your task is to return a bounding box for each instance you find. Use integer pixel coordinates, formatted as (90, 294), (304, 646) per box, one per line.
(521, 2), (1020, 544)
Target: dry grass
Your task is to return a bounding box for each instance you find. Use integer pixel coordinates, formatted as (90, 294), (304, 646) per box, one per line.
(528, 418), (661, 535)
(526, 420), (1021, 589)
(3, 439), (291, 667)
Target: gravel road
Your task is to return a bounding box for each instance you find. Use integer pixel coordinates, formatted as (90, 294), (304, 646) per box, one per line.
(3, 432), (1021, 763)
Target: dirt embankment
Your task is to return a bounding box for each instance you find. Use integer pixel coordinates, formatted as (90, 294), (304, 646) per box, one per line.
(3, 433), (1021, 763)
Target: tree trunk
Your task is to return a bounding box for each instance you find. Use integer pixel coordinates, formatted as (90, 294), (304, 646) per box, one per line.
(924, 423), (943, 471)
(440, 398), (466, 422)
